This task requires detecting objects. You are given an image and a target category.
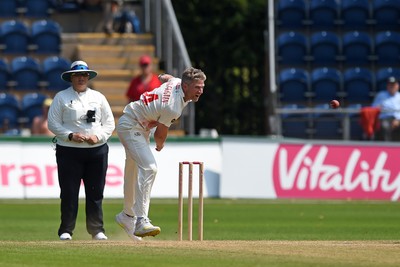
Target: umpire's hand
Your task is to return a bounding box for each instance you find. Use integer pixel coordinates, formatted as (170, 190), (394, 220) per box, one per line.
(86, 135), (99, 145)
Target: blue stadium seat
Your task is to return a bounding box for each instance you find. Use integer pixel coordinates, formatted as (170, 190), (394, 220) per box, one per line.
(280, 104), (310, 139)
(373, 0), (400, 30)
(375, 67), (400, 91)
(42, 56), (71, 91)
(310, 31), (340, 66)
(0, 0), (18, 17)
(3, 128), (21, 136)
(277, 31), (308, 65)
(55, 2), (80, 13)
(31, 20), (61, 54)
(342, 31), (372, 66)
(374, 31), (400, 66)
(278, 68), (309, 103)
(0, 20), (30, 54)
(312, 103), (342, 140)
(10, 57), (42, 91)
(343, 67), (373, 103)
(25, 0), (53, 18)
(0, 59), (10, 90)
(341, 0), (370, 30)
(20, 93), (47, 127)
(311, 67), (341, 102)
(277, 0), (307, 29)
(0, 93), (20, 130)
(309, 0), (339, 29)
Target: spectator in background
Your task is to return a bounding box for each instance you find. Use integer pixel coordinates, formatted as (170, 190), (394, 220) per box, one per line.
(31, 98), (53, 136)
(372, 76), (400, 141)
(126, 55), (161, 103)
(102, 0), (140, 35)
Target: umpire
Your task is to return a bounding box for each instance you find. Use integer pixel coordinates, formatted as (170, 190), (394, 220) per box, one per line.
(48, 61), (115, 240)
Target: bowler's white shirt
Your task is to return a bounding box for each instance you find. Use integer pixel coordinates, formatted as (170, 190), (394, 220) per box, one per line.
(48, 87), (115, 147)
(122, 78), (188, 129)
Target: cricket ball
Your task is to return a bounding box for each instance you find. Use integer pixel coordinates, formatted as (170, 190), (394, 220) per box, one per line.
(330, 100), (340, 109)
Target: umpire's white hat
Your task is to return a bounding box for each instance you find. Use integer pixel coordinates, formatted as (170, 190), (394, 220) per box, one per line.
(61, 61), (97, 82)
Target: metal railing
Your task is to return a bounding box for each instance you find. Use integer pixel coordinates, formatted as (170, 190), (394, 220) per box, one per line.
(142, 0), (195, 135)
(275, 108), (361, 140)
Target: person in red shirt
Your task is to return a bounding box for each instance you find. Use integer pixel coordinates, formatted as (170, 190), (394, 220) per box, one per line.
(126, 55), (162, 103)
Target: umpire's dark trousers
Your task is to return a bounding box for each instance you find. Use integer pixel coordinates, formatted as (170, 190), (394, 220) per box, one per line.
(56, 144), (109, 237)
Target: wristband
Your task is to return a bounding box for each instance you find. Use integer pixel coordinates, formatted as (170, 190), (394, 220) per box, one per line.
(68, 133), (73, 141)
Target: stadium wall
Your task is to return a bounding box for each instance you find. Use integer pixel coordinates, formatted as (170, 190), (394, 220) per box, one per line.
(1, 137), (400, 201)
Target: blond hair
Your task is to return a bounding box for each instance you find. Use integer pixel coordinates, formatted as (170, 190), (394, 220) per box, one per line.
(181, 67), (206, 85)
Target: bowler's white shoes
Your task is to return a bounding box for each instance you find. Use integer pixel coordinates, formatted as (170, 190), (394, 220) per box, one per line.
(134, 217), (161, 237)
(59, 233), (72, 240)
(115, 212), (142, 241)
(93, 232), (108, 240)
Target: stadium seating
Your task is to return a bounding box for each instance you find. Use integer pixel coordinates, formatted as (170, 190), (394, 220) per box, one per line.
(343, 67), (373, 104)
(309, 0), (339, 30)
(311, 67), (341, 102)
(312, 104), (343, 140)
(42, 56), (71, 91)
(310, 31), (340, 66)
(3, 128), (21, 136)
(0, 59), (10, 90)
(342, 31), (372, 66)
(0, 20), (30, 54)
(25, 0), (53, 18)
(20, 93), (47, 127)
(10, 57), (42, 91)
(0, 93), (20, 130)
(374, 31), (400, 66)
(277, 31), (308, 65)
(55, 2), (81, 13)
(372, 0), (400, 30)
(274, 0), (400, 140)
(278, 68), (309, 103)
(375, 67), (400, 91)
(31, 20), (62, 54)
(0, 0), (18, 17)
(340, 0), (370, 30)
(277, 0), (307, 29)
(280, 104), (310, 139)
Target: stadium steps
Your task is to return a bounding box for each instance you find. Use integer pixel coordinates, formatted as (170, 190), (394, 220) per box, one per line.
(62, 32), (154, 46)
(70, 33), (159, 108)
(81, 56), (160, 70)
(93, 69), (137, 82)
(71, 36), (147, 125)
(77, 44), (155, 58)
(91, 81), (128, 105)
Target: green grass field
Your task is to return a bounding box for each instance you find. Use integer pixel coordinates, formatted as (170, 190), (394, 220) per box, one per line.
(1, 198), (400, 267)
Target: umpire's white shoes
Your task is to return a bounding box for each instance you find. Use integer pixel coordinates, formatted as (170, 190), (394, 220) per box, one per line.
(115, 212), (142, 241)
(59, 233), (72, 240)
(93, 232), (108, 240)
(134, 217), (161, 237)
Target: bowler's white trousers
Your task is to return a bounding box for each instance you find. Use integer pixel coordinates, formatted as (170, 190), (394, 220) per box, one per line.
(116, 114), (157, 218)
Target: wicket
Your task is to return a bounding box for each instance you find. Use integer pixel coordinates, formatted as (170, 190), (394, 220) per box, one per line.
(178, 161), (204, 241)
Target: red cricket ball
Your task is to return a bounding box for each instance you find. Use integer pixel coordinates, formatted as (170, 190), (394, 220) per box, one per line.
(330, 100), (340, 109)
